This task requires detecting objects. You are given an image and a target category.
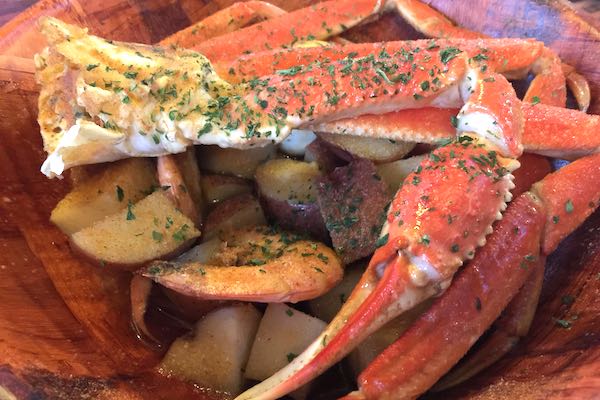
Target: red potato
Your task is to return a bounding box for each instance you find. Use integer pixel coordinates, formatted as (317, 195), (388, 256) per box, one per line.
(304, 137), (348, 174)
(200, 174), (252, 204)
(318, 132), (416, 164)
(255, 159), (328, 241)
(51, 158), (158, 235)
(203, 193), (267, 241)
(197, 144), (276, 179)
(317, 158), (391, 264)
(71, 191), (200, 270)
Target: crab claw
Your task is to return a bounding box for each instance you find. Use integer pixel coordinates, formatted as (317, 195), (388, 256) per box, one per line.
(347, 192), (547, 400)
(236, 73), (522, 400)
(348, 152), (600, 399)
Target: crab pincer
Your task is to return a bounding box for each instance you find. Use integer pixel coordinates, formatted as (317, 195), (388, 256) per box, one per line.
(348, 152), (600, 399)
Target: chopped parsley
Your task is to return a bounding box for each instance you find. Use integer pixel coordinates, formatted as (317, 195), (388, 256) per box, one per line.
(375, 233), (389, 248)
(116, 185), (124, 202)
(126, 201), (135, 220)
(565, 199), (574, 213)
(172, 224), (189, 241)
(152, 230), (163, 242)
(439, 47), (462, 64)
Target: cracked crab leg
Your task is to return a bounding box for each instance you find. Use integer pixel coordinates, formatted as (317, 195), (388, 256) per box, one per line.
(349, 152), (600, 400)
(219, 39), (599, 159)
(41, 19), (484, 177)
(235, 72), (523, 400)
(190, 0), (386, 64)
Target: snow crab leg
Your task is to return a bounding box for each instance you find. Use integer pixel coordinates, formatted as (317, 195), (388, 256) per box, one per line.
(392, 0), (590, 111)
(346, 152), (600, 399)
(162, 1), (286, 49)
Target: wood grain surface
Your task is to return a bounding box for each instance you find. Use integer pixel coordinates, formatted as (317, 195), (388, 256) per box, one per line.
(0, 1), (599, 399)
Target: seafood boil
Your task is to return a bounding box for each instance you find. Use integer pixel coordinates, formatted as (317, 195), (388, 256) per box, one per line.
(34, 0), (600, 399)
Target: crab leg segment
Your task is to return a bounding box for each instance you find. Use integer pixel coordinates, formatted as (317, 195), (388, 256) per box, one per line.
(429, 153), (551, 390)
(393, 0), (482, 39)
(221, 38), (544, 81)
(350, 152), (600, 399)
(235, 73), (522, 400)
(191, 0), (385, 63)
(161, 1), (286, 48)
(350, 193), (546, 400)
(531, 152), (600, 254)
(314, 102), (600, 160)
(432, 256), (545, 391)
(390, 0), (575, 108)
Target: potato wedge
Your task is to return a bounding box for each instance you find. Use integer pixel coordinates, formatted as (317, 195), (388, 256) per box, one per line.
(200, 174), (252, 204)
(198, 144), (276, 179)
(376, 154), (427, 193)
(318, 132), (415, 164)
(51, 158), (157, 235)
(255, 159), (327, 240)
(203, 193), (266, 241)
(317, 159), (391, 264)
(159, 304), (261, 396)
(245, 303), (326, 381)
(71, 191), (200, 269)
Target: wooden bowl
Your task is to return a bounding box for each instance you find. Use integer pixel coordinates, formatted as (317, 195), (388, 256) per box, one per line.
(0, 1), (599, 398)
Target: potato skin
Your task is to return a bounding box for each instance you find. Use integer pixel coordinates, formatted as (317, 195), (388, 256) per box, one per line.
(317, 159), (391, 264)
(255, 159), (328, 241)
(200, 174), (252, 204)
(70, 191), (200, 270)
(304, 137), (349, 173)
(318, 132), (415, 164)
(258, 195), (329, 242)
(203, 193), (267, 241)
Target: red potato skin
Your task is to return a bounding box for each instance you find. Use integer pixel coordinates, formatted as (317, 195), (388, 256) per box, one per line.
(203, 193), (264, 237)
(317, 158), (391, 264)
(258, 194), (329, 243)
(305, 137), (350, 174)
(357, 193), (546, 399)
